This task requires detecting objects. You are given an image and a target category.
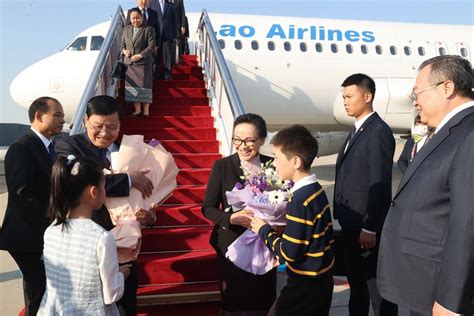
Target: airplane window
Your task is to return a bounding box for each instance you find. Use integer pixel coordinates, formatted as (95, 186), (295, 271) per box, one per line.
(404, 46), (411, 56)
(376, 45), (383, 55)
(251, 40), (259, 50)
(284, 41), (291, 52)
(361, 45), (368, 54)
(315, 43), (323, 53)
(218, 39), (225, 49)
(91, 36), (104, 51)
(67, 36), (87, 51)
(331, 43), (338, 53)
(235, 40), (242, 50)
(418, 47), (425, 56)
(438, 47), (446, 55)
(389, 46), (397, 55)
(268, 41), (275, 51)
(460, 48), (468, 57)
(346, 44), (353, 54)
(300, 42), (307, 52)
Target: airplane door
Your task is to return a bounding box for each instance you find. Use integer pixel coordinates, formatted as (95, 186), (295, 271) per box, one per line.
(333, 78), (389, 127)
(385, 78), (416, 131)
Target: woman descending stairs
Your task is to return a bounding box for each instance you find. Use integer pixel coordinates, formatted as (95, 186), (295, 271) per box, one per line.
(119, 55), (221, 315)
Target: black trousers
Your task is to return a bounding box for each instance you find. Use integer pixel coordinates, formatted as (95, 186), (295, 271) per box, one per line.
(275, 274), (333, 316)
(340, 230), (397, 316)
(10, 251), (46, 316)
(118, 260), (139, 316)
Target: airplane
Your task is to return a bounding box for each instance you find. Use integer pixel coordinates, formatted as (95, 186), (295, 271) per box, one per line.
(9, 12), (473, 155)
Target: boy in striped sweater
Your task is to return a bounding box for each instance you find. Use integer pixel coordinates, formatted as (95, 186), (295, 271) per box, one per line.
(250, 124), (335, 316)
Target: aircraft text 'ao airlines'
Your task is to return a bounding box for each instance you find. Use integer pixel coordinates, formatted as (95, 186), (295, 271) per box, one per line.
(217, 23), (376, 42)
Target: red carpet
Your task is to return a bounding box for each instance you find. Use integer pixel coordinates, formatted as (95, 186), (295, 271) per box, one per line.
(121, 55), (221, 314)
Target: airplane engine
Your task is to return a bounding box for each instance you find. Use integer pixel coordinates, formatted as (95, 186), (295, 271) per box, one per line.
(314, 132), (349, 156)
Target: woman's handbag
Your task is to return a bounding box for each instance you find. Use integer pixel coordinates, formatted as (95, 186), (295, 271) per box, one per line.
(111, 57), (127, 80)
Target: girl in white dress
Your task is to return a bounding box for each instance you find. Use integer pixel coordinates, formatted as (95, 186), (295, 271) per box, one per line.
(38, 155), (130, 315)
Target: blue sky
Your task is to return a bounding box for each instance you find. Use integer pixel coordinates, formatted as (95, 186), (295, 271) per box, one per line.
(0, 0), (472, 124)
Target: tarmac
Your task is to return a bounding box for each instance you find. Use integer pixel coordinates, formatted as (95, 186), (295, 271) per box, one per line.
(0, 144), (410, 316)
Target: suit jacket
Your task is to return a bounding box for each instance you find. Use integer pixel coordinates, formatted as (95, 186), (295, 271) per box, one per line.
(334, 112), (395, 232)
(154, 0), (177, 42)
(174, 0), (186, 36)
(0, 130), (52, 252)
(55, 133), (130, 230)
(397, 137), (414, 174)
(126, 7), (162, 44)
(121, 24), (156, 66)
(202, 153), (273, 257)
(378, 106), (474, 315)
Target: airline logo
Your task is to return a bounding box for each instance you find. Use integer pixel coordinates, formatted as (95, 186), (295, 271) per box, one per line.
(218, 23), (375, 43)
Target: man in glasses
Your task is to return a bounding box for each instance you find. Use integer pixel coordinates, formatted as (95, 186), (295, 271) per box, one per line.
(56, 95), (153, 315)
(378, 55), (474, 315)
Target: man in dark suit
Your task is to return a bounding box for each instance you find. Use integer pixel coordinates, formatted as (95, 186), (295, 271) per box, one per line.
(0, 97), (64, 316)
(378, 56), (474, 315)
(334, 73), (397, 315)
(55, 95), (153, 316)
(173, 0), (186, 64)
(126, 0), (162, 80)
(149, 0), (177, 80)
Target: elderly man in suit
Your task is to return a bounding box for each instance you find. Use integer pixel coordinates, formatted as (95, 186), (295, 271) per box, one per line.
(378, 56), (474, 315)
(0, 97), (64, 316)
(334, 73), (397, 316)
(149, 0), (177, 80)
(55, 95), (153, 316)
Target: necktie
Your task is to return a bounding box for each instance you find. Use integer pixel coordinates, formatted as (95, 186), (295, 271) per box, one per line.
(424, 130), (435, 145)
(101, 148), (111, 169)
(349, 126), (357, 142)
(160, 0), (164, 13)
(48, 142), (57, 162)
(142, 9), (147, 25)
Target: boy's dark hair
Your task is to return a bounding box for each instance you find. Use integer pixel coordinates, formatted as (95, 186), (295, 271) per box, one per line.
(86, 95), (122, 119)
(28, 96), (60, 123)
(233, 113), (268, 139)
(49, 156), (103, 226)
(270, 124), (318, 171)
(341, 73), (376, 97)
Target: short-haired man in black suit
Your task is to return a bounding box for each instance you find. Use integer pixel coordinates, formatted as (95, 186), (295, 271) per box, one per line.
(378, 55), (474, 315)
(0, 97), (64, 316)
(334, 73), (397, 315)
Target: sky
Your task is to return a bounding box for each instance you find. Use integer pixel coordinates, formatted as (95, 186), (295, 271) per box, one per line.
(0, 0), (472, 124)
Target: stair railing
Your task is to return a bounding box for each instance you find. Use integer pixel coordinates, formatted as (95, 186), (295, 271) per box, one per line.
(193, 10), (246, 156)
(70, 6), (125, 135)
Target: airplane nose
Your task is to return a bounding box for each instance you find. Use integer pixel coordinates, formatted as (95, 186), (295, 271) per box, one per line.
(10, 68), (36, 110)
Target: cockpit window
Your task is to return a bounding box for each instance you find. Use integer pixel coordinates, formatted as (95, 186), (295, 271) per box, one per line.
(91, 36), (104, 51)
(67, 36), (87, 51)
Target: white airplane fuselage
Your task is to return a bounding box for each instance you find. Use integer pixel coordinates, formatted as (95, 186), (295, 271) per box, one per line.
(10, 13), (473, 135)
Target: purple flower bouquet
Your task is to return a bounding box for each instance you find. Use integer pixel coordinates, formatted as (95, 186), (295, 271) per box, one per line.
(225, 161), (293, 275)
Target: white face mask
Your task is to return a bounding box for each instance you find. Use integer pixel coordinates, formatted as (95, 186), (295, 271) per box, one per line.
(413, 124), (429, 137)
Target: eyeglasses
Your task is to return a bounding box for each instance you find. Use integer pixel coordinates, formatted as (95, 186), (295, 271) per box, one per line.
(87, 122), (120, 133)
(232, 137), (259, 147)
(408, 81), (445, 102)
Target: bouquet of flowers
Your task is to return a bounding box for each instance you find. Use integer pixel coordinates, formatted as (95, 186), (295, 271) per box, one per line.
(225, 160), (293, 275)
(104, 134), (179, 263)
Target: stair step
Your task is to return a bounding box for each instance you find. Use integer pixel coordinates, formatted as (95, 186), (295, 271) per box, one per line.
(167, 73), (204, 81)
(138, 301), (220, 316)
(137, 282), (220, 304)
(165, 185), (206, 204)
(121, 116), (214, 129)
(120, 127), (216, 141)
(155, 88), (207, 98)
(172, 66), (203, 74)
(173, 153), (221, 168)
(138, 250), (218, 285)
(141, 227), (212, 252)
(177, 168), (212, 185)
(154, 204), (211, 226)
(148, 106), (211, 116)
(161, 140), (219, 154)
(154, 80), (205, 89)
(152, 96), (209, 106)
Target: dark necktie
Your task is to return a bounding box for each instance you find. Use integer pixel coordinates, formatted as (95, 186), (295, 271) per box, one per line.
(48, 142), (57, 162)
(348, 126), (357, 143)
(101, 148), (111, 169)
(424, 130), (435, 145)
(142, 9), (147, 25)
